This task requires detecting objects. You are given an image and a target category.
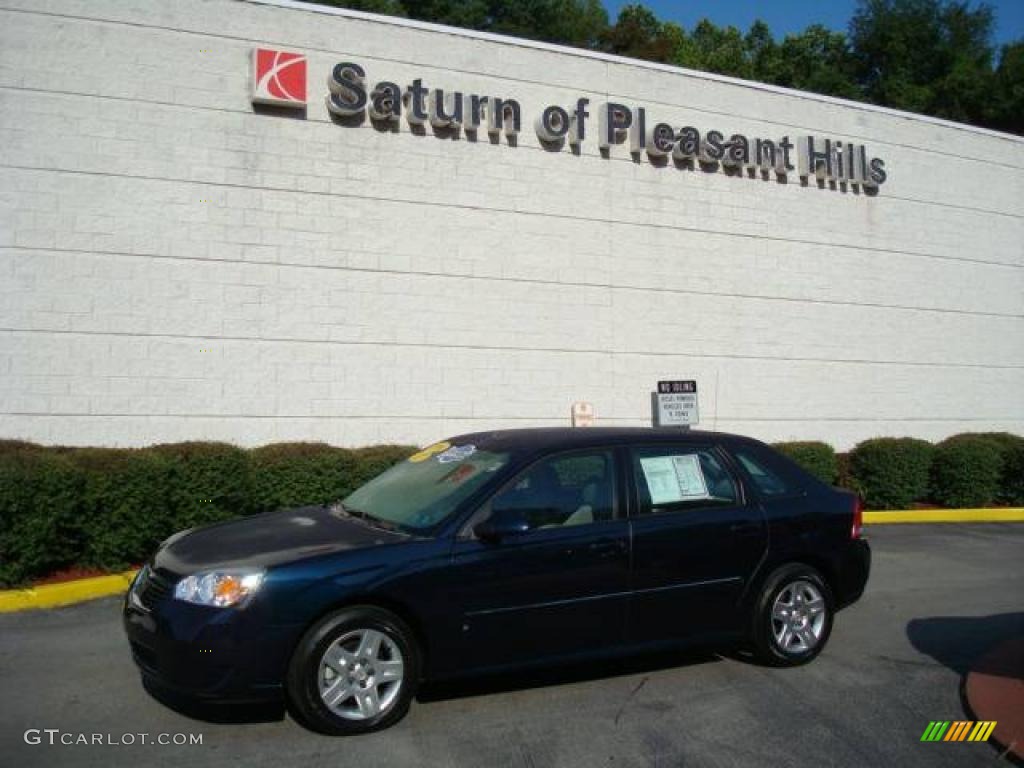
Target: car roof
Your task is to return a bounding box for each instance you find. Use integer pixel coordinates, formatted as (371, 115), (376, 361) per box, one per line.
(448, 427), (759, 455)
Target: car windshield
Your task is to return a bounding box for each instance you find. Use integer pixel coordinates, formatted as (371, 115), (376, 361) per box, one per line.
(340, 441), (510, 532)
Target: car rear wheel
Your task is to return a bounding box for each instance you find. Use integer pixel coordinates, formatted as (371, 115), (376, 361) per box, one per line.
(286, 606), (420, 735)
(750, 564), (833, 666)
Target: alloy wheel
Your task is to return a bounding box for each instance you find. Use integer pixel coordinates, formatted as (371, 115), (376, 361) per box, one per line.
(317, 628), (405, 720)
(770, 579), (827, 653)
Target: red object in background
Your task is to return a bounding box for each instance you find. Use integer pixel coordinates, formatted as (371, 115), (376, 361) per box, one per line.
(965, 636), (1024, 760)
(252, 48), (307, 107)
(444, 464), (477, 485)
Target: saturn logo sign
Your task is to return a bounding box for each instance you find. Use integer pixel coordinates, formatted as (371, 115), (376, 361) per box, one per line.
(251, 48), (306, 107)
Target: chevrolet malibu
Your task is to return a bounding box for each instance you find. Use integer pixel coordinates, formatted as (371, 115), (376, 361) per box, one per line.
(124, 428), (870, 735)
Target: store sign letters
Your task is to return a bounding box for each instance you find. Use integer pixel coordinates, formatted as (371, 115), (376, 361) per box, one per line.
(251, 49), (888, 189)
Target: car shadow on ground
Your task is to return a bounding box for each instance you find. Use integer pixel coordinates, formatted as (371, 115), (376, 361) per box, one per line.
(139, 646), (726, 725)
(907, 612), (1024, 764)
(906, 612), (1024, 675)
(142, 677), (287, 724)
(417, 646), (723, 703)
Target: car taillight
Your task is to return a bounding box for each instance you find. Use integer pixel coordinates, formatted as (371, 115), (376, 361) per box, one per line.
(851, 496), (864, 539)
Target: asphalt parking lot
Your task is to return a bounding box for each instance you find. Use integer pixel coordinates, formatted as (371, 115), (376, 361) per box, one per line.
(1, 523), (1021, 768)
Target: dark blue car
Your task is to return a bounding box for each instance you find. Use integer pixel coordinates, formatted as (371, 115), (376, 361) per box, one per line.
(124, 428), (870, 735)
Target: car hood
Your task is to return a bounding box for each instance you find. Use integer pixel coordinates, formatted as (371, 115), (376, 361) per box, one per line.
(153, 505), (409, 574)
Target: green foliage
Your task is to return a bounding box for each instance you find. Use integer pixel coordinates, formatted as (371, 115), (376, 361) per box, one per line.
(1, 430), (1021, 586)
(850, 0), (996, 123)
(318, 0), (407, 15)
(849, 437), (934, 509)
(249, 442), (358, 513)
(322, 0), (609, 48)
(964, 432), (1024, 504)
(0, 439), (46, 454)
(771, 25), (863, 100)
(348, 445), (419, 491)
(487, 0), (610, 48)
(989, 41), (1024, 134)
(773, 441), (839, 484)
(0, 450), (84, 586)
(675, 19), (751, 78)
(0, 440), (419, 586)
(603, 4), (682, 63)
(69, 448), (174, 570)
(317, 0), (1023, 135)
(150, 442), (252, 530)
(997, 438), (1024, 505)
(929, 435), (1003, 508)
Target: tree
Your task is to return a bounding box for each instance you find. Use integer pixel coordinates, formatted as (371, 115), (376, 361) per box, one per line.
(316, 0), (407, 15)
(989, 41), (1024, 134)
(317, 0), (608, 48)
(771, 25), (861, 100)
(744, 20), (778, 80)
(312, 0), (1021, 135)
(602, 4), (680, 63)
(674, 19), (751, 78)
(484, 0), (609, 48)
(849, 0), (996, 123)
(403, 0), (488, 29)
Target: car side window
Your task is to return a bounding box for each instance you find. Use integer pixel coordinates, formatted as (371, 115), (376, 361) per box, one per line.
(483, 449), (617, 532)
(733, 449), (793, 497)
(631, 446), (739, 515)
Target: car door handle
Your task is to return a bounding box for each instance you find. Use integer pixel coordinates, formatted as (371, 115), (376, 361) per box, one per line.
(587, 539), (627, 558)
(729, 522), (761, 536)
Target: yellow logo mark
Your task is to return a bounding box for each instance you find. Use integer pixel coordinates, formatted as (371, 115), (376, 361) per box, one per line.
(408, 442), (451, 463)
(920, 721), (997, 742)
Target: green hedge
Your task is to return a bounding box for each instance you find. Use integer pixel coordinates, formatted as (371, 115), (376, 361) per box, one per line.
(70, 448), (174, 571)
(1, 431), (1021, 586)
(0, 450), (84, 586)
(150, 442), (253, 530)
(249, 442), (358, 513)
(970, 432), (1024, 505)
(773, 441), (839, 484)
(848, 437), (934, 510)
(929, 435), (1003, 508)
(0, 441), (416, 587)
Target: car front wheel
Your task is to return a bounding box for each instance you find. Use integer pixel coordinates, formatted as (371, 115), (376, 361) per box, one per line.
(286, 606), (420, 735)
(751, 564), (833, 666)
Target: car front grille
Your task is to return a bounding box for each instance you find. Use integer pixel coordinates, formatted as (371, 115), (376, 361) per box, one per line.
(136, 566), (174, 610)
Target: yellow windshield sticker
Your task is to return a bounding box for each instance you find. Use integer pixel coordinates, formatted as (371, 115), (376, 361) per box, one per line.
(408, 441), (451, 463)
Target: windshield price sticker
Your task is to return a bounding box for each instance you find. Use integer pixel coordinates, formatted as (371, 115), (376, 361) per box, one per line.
(436, 445), (476, 463)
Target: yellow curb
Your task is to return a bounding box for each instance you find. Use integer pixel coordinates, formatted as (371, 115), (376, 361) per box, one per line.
(864, 508), (1024, 524)
(0, 570), (139, 613)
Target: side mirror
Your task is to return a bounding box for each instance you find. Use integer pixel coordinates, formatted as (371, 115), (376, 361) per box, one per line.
(474, 503), (530, 542)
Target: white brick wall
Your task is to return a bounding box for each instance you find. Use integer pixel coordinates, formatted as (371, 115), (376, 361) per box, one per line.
(0, 0), (1022, 449)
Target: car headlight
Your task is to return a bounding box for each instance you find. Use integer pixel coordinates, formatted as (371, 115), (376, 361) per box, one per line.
(173, 569), (265, 607)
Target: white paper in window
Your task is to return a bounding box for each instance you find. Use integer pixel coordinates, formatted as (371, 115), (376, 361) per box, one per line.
(670, 454), (709, 499)
(639, 457), (680, 504)
(640, 454), (710, 505)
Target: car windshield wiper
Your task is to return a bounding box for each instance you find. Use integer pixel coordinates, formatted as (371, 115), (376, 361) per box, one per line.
(334, 502), (400, 532)
(358, 511), (402, 532)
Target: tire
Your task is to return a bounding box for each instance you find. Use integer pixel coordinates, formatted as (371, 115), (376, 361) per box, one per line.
(286, 605), (420, 735)
(750, 564), (834, 667)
